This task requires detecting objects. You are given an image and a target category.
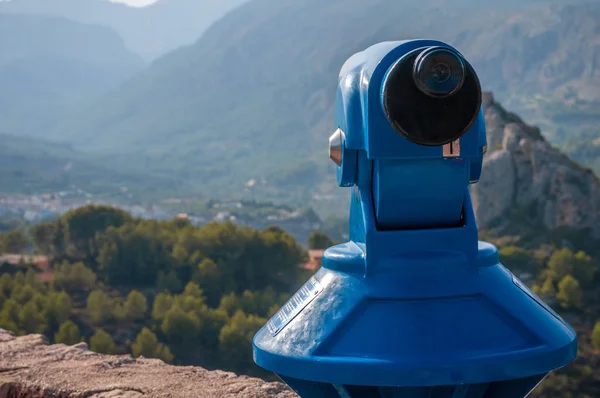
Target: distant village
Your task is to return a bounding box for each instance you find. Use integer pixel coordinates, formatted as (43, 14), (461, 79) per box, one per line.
(0, 190), (332, 248)
(0, 190), (329, 276)
(0, 190), (172, 223)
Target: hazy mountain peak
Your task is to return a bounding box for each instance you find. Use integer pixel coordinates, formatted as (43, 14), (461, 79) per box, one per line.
(0, 0), (251, 60)
(0, 12), (145, 138)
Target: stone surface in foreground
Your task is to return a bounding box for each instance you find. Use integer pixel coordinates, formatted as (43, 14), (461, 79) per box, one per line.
(0, 329), (296, 398)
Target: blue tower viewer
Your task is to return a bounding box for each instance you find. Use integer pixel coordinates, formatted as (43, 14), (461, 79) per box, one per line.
(253, 40), (577, 398)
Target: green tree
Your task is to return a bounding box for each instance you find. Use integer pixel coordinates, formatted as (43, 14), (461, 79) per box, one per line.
(131, 327), (174, 363)
(96, 221), (170, 286)
(532, 248), (552, 268)
(0, 298), (22, 335)
(90, 329), (117, 354)
(156, 270), (183, 293)
(171, 243), (189, 266)
(546, 248), (595, 284)
(151, 292), (174, 321)
(3, 229), (29, 253)
(54, 320), (81, 345)
(187, 222), (305, 297)
(548, 248), (573, 280)
(218, 310), (266, 372)
(30, 292), (48, 313)
(592, 322), (600, 350)
(182, 282), (205, 300)
(200, 308), (229, 350)
(556, 275), (583, 309)
(11, 284), (37, 305)
(86, 290), (114, 324)
(169, 217), (192, 230)
(52, 261), (97, 293)
(24, 268), (45, 292)
(45, 291), (73, 333)
(539, 276), (557, 299)
(308, 231), (334, 250)
(218, 292), (239, 316)
(0, 273), (13, 298)
(193, 258), (221, 306)
(51, 221), (66, 257)
(62, 204), (131, 260)
(110, 297), (125, 321)
(161, 305), (200, 344)
(499, 246), (534, 274)
(30, 221), (57, 255)
(218, 288), (282, 318)
(124, 290), (148, 322)
(166, 282), (205, 313)
(19, 300), (46, 334)
(13, 271), (25, 286)
(572, 251), (595, 284)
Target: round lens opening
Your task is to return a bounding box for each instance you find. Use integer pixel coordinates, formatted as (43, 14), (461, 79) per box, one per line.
(413, 47), (466, 98)
(431, 63), (451, 83)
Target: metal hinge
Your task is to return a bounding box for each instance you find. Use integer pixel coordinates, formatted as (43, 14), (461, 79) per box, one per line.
(442, 139), (461, 158)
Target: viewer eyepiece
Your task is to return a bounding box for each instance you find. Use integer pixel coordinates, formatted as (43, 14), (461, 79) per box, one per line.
(413, 47), (465, 98)
(382, 45), (482, 147)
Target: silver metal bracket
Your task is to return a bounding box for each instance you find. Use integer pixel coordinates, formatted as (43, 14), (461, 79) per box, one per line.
(442, 139), (461, 158)
(329, 128), (345, 167)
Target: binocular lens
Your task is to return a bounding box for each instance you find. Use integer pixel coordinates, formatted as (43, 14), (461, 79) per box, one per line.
(381, 45), (482, 146)
(413, 47), (465, 98)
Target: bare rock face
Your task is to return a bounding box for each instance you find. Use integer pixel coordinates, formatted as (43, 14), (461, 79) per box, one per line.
(472, 92), (600, 235)
(0, 329), (296, 398)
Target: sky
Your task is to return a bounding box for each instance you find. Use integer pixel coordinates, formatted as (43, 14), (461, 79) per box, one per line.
(108, 0), (158, 7)
(0, 0), (159, 6)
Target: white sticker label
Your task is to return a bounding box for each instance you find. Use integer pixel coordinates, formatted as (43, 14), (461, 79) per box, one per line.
(267, 276), (323, 336)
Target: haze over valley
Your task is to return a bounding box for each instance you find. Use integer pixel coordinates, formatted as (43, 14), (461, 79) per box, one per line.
(1, 0), (598, 218)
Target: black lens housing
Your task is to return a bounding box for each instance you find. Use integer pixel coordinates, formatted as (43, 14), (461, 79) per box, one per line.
(413, 47), (465, 98)
(382, 46), (482, 147)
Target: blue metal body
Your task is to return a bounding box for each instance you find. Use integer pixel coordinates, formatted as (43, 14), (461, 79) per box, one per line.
(253, 40), (577, 398)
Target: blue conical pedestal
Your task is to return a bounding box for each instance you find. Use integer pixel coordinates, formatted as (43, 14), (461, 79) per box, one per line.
(254, 239), (576, 397)
(253, 39), (577, 398)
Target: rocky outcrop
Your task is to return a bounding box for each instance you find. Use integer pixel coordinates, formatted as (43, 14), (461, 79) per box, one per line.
(471, 92), (600, 236)
(0, 329), (296, 398)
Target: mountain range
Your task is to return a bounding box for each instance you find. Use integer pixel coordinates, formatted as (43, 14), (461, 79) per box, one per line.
(472, 93), (600, 239)
(1, 0), (599, 218)
(0, 13), (144, 139)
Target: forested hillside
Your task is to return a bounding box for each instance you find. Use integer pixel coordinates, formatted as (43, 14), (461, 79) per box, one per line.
(0, 205), (598, 396)
(0, 205), (309, 378)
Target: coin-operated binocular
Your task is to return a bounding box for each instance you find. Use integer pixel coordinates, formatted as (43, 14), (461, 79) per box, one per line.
(253, 40), (577, 398)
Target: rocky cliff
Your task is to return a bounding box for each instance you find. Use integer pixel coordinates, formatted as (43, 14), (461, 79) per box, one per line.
(471, 92), (600, 236)
(0, 329), (295, 398)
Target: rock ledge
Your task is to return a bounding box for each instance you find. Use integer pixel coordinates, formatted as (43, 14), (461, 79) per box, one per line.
(0, 329), (296, 398)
